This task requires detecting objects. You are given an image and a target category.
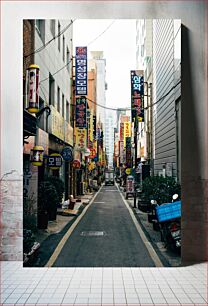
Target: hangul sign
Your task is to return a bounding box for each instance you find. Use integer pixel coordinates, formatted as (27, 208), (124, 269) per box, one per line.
(75, 128), (87, 149)
(131, 70), (144, 122)
(48, 153), (63, 170)
(120, 123), (124, 141)
(124, 122), (131, 147)
(75, 97), (87, 128)
(126, 137), (132, 168)
(75, 47), (88, 96)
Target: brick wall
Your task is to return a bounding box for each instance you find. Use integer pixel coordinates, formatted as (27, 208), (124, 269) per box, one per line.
(23, 20), (34, 76)
(0, 171), (23, 260)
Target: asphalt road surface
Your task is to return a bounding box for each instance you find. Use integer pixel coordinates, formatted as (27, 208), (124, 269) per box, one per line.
(52, 185), (156, 267)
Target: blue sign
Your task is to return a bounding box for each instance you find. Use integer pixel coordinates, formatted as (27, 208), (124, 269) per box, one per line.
(75, 47), (88, 96)
(61, 147), (73, 162)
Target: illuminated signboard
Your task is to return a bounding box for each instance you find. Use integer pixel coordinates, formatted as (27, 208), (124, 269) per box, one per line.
(126, 137), (132, 168)
(75, 97), (87, 128)
(131, 70), (144, 122)
(75, 47), (88, 96)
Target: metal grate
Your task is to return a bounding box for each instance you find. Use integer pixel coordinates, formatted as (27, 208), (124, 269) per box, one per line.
(80, 231), (106, 236)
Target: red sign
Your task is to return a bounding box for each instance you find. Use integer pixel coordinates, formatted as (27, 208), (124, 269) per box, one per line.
(72, 159), (81, 169)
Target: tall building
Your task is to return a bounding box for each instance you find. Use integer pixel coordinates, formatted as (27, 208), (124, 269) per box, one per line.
(90, 51), (107, 143)
(105, 110), (114, 167)
(136, 19), (153, 166)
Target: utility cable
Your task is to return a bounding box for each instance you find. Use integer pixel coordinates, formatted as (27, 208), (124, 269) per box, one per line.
(87, 20), (116, 46)
(38, 20), (116, 84)
(39, 59), (72, 84)
(24, 19), (75, 59)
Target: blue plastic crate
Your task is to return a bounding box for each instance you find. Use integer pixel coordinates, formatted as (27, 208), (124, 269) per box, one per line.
(156, 200), (181, 222)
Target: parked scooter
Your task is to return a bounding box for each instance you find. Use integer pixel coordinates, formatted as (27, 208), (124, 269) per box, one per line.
(157, 194), (181, 252)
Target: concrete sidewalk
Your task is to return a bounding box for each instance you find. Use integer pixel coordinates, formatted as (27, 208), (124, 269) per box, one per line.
(34, 192), (95, 246)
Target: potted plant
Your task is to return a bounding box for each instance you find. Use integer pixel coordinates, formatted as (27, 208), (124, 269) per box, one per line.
(38, 181), (58, 227)
(44, 176), (65, 219)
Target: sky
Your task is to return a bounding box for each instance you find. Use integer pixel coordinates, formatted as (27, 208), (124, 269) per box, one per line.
(73, 19), (136, 109)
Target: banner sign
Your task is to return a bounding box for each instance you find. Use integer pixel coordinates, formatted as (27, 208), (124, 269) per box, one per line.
(75, 47), (88, 96)
(93, 115), (96, 139)
(126, 137), (132, 168)
(131, 70), (144, 122)
(75, 128), (87, 149)
(75, 97), (87, 128)
(124, 122), (131, 147)
(120, 123), (124, 141)
(119, 141), (125, 165)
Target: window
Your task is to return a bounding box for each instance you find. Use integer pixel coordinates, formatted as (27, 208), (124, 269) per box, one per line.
(57, 86), (60, 112)
(67, 47), (70, 72)
(66, 100), (70, 123)
(70, 102), (73, 126)
(62, 94), (65, 118)
(63, 36), (65, 61)
(39, 97), (45, 130)
(49, 73), (55, 106)
(50, 19), (55, 37)
(58, 21), (61, 51)
(35, 19), (45, 43)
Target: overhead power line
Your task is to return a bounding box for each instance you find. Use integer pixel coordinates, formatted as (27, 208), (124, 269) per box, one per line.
(24, 19), (75, 59)
(38, 20), (116, 83)
(87, 20), (116, 46)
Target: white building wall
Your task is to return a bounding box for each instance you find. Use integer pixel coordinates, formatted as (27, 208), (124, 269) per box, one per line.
(34, 19), (73, 124)
(105, 111), (114, 167)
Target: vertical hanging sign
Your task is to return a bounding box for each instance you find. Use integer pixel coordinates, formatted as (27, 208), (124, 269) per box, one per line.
(131, 70), (144, 122)
(75, 47), (88, 96)
(75, 97), (87, 128)
(126, 137), (132, 168)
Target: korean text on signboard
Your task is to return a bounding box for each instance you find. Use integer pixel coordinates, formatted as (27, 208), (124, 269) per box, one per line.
(126, 137), (132, 168)
(48, 153), (63, 170)
(131, 70), (144, 122)
(76, 97), (87, 128)
(75, 47), (88, 96)
(75, 128), (87, 149)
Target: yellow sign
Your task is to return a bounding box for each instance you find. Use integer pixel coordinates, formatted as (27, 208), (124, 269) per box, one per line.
(125, 168), (131, 175)
(75, 128), (87, 149)
(124, 122), (131, 147)
(89, 110), (93, 142)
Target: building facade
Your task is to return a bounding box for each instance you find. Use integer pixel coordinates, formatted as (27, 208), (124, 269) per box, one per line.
(23, 19), (74, 225)
(152, 19), (181, 180)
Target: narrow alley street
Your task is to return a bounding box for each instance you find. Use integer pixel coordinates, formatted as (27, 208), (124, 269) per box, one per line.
(47, 185), (160, 267)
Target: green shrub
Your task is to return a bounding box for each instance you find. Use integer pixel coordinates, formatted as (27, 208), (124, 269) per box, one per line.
(23, 229), (35, 254)
(142, 176), (181, 204)
(45, 176), (65, 203)
(38, 181), (59, 213)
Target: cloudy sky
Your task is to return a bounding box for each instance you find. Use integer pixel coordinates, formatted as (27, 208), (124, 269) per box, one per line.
(73, 19), (136, 109)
